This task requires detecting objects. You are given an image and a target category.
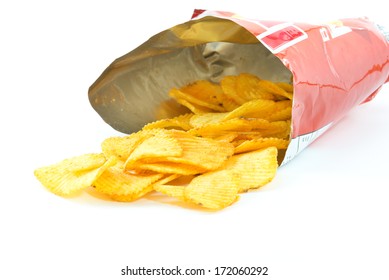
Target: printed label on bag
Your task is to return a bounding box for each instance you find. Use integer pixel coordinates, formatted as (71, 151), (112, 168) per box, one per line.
(257, 23), (308, 53)
(281, 122), (333, 166)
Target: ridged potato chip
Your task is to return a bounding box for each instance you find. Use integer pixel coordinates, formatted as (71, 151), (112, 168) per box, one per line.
(142, 113), (193, 131)
(93, 165), (163, 197)
(174, 97), (213, 114)
(110, 185), (155, 202)
(172, 80), (227, 112)
(132, 161), (206, 175)
(220, 75), (241, 104)
(258, 80), (293, 100)
(154, 184), (186, 201)
(125, 129), (234, 172)
(276, 82), (293, 93)
(236, 73), (275, 102)
(101, 129), (158, 160)
(189, 118), (252, 138)
(184, 169), (240, 210)
(183, 147), (278, 209)
(267, 107), (292, 122)
(125, 129), (183, 167)
(223, 99), (276, 120)
(34, 154), (115, 196)
(223, 147), (279, 193)
(235, 137), (290, 154)
(189, 112), (229, 127)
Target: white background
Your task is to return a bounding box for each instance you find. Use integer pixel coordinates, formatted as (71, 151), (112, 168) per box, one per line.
(1, 1), (388, 279)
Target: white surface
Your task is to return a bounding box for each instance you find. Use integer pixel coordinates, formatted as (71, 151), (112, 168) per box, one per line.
(1, 1), (388, 280)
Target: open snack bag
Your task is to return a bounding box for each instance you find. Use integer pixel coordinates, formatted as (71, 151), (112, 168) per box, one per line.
(35, 10), (389, 210)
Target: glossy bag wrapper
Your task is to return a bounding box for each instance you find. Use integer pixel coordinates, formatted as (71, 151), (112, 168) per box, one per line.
(88, 9), (389, 165)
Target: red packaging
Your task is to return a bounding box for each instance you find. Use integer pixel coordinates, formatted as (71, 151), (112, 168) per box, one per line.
(89, 10), (389, 165)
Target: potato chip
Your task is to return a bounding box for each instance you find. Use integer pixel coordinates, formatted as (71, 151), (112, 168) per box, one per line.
(257, 121), (290, 137)
(189, 112), (229, 127)
(173, 97), (213, 114)
(132, 161), (206, 175)
(153, 174), (182, 185)
(231, 132), (263, 145)
(34, 154), (115, 196)
(258, 80), (293, 100)
(93, 165), (163, 197)
(242, 118), (271, 129)
(125, 129), (183, 167)
(276, 82), (294, 93)
(236, 73), (275, 101)
(272, 100), (293, 112)
(213, 132), (239, 143)
(147, 175), (195, 205)
(234, 137), (290, 154)
(174, 80), (227, 112)
(169, 88), (225, 112)
(267, 107), (292, 122)
(125, 129), (234, 172)
(160, 130), (235, 170)
(189, 118), (252, 137)
(223, 147), (278, 192)
(223, 99), (276, 120)
(101, 129), (159, 160)
(184, 169), (240, 210)
(220, 75), (242, 104)
(142, 113), (193, 131)
(154, 185), (186, 201)
(220, 96), (240, 111)
(109, 185), (155, 202)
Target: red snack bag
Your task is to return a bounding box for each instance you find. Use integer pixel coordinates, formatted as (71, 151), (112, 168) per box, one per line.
(89, 10), (389, 165)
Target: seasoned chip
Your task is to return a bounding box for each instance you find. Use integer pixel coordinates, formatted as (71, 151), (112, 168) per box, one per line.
(34, 154), (115, 196)
(132, 161), (206, 175)
(173, 97), (213, 114)
(125, 129), (234, 172)
(153, 174), (182, 186)
(272, 100), (293, 112)
(109, 185), (155, 202)
(125, 129), (182, 167)
(213, 132), (239, 143)
(101, 129), (159, 160)
(223, 99), (276, 120)
(169, 88), (224, 112)
(258, 121), (290, 137)
(220, 96), (240, 111)
(154, 184), (186, 201)
(189, 112), (229, 128)
(142, 113), (193, 131)
(161, 130), (234, 171)
(174, 80), (227, 112)
(267, 107), (292, 122)
(223, 147), (279, 192)
(93, 165), (163, 197)
(236, 73), (275, 101)
(276, 82), (294, 93)
(189, 118), (252, 137)
(184, 169), (240, 210)
(235, 137), (290, 154)
(220, 75), (242, 104)
(258, 80), (293, 100)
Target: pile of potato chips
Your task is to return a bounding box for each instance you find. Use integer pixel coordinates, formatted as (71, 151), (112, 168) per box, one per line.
(35, 73), (292, 210)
